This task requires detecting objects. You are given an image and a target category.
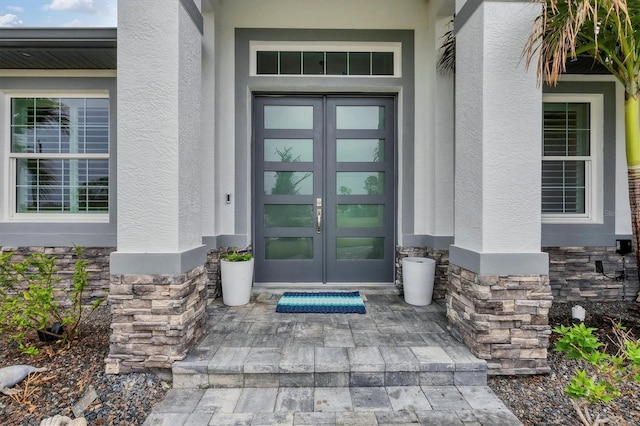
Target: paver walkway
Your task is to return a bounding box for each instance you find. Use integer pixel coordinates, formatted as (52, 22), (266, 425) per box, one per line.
(142, 289), (523, 425)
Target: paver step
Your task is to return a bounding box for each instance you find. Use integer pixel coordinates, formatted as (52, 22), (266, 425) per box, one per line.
(172, 293), (487, 389)
(142, 385), (522, 426)
(172, 344), (487, 389)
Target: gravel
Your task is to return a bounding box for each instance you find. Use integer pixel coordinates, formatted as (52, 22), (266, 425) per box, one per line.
(1, 300), (640, 425)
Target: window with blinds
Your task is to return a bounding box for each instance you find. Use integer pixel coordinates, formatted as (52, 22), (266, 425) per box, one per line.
(9, 96), (109, 219)
(542, 94), (602, 224)
(542, 102), (590, 214)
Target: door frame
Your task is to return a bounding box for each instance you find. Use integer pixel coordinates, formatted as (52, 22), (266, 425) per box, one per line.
(252, 93), (398, 286)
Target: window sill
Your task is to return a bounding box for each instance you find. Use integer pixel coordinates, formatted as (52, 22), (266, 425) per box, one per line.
(542, 215), (603, 225)
(8, 214), (109, 224)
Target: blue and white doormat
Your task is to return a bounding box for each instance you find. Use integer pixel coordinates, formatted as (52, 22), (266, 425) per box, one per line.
(275, 291), (366, 314)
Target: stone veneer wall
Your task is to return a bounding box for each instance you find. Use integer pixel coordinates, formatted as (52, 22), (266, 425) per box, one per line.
(0, 246), (114, 305)
(205, 249), (223, 301)
(105, 265), (207, 374)
(447, 265), (553, 375)
(205, 246), (252, 303)
(544, 246), (639, 302)
(396, 246), (449, 300)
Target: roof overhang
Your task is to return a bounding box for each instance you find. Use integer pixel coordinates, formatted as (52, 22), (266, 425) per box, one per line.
(0, 28), (116, 70)
(565, 56), (609, 75)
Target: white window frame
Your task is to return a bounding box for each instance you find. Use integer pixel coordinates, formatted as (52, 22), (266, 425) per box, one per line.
(249, 41), (402, 77)
(542, 93), (604, 224)
(4, 91), (110, 223)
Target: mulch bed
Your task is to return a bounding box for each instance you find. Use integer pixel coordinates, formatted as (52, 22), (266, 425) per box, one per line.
(0, 306), (168, 426)
(489, 301), (640, 426)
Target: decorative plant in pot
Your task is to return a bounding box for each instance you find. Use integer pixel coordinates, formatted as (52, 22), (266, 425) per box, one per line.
(220, 250), (254, 306)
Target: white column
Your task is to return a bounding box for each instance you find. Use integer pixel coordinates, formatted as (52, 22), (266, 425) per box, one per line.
(112, 0), (205, 274)
(452, 0), (548, 274)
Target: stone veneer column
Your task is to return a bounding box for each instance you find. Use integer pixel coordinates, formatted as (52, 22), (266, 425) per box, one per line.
(107, 266), (207, 374)
(447, 266), (553, 374)
(105, 0), (207, 374)
(449, 0), (553, 375)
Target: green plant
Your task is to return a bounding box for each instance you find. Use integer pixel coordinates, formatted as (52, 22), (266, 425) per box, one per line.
(222, 250), (253, 262)
(0, 246), (105, 355)
(553, 321), (640, 425)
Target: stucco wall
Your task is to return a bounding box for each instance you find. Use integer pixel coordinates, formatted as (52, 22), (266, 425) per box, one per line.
(117, 0), (202, 254)
(455, 1), (543, 255)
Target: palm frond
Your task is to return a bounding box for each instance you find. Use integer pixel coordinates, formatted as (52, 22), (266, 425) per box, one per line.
(437, 17), (455, 76)
(524, 0), (640, 97)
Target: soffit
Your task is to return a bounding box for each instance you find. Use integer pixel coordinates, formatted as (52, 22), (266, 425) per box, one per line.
(0, 28), (116, 70)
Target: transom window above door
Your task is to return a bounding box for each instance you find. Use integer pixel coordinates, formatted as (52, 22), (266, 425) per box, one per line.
(250, 41), (401, 77)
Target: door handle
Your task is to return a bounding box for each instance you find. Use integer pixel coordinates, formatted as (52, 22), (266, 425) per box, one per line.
(316, 198), (322, 234)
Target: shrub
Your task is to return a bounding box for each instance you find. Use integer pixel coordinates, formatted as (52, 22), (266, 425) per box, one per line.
(0, 246), (104, 355)
(554, 321), (640, 425)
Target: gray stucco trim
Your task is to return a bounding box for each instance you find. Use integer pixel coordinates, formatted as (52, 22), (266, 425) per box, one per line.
(110, 245), (208, 275)
(541, 81), (617, 247)
(450, 245), (550, 275)
(0, 233), (115, 248)
(179, 0), (203, 35)
(202, 235), (250, 250)
(402, 234), (454, 250)
(455, 0), (530, 34)
(235, 29), (415, 244)
(0, 77), (117, 248)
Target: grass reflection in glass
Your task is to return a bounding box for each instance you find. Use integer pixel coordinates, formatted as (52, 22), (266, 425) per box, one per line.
(265, 237), (313, 260)
(337, 238), (384, 260)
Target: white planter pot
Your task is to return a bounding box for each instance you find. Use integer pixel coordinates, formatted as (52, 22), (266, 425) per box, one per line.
(221, 258), (254, 306)
(402, 257), (436, 306)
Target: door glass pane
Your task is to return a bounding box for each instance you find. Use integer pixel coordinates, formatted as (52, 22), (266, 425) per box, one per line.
(265, 106), (313, 129)
(337, 172), (384, 195)
(337, 205), (384, 228)
(326, 52), (347, 75)
(336, 139), (384, 162)
(336, 237), (384, 260)
(265, 172), (313, 195)
(265, 205), (314, 227)
(336, 106), (384, 129)
(349, 52), (370, 75)
(265, 139), (313, 162)
(280, 51), (301, 74)
(303, 52), (324, 75)
(257, 51), (278, 74)
(266, 237), (313, 259)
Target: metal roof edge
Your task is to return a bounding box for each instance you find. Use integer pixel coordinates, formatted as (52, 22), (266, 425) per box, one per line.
(0, 27), (117, 47)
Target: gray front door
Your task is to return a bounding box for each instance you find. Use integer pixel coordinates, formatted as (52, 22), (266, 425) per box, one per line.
(254, 95), (395, 284)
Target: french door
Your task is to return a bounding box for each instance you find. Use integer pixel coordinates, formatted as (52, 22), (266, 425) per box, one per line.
(254, 95), (395, 284)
